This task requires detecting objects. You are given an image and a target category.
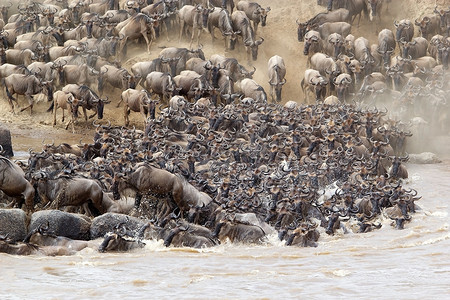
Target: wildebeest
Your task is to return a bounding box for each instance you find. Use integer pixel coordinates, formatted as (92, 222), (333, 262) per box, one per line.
(118, 88), (154, 128)
(32, 171), (106, 216)
(178, 5), (214, 48)
(98, 65), (138, 96)
(174, 70), (212, 101)
(236, 1), (270, 34)
(112, 163), (211, 218)
(0, 155), (35, 211)
(131, 57), (180, 87)
(117, 13), (157, 59)
(0, 234), (77, 256)
(231, 10), (264, 62)
(213, 218), (266, 244)
(210, 54), (255, 82)
(4, 74), (53, 114)
(61, 84), (110, 120)
(377, 29), (396, 67)
(144, 71), (177, 104)
(401, 37), (428, 59)
(207, 7), (240, 50)
(267, 55), (286, 103)
(239, 78), (267, 103)
(158, 46), (205, 75)
(5, 49), (37, 67)
(394, 19), (414, 48)
(333, 73), (353, 102)
(366, 0), (383, 22)
(301, 69), (328, 103)
(415, 14), (441, 40)
(303, 30), (322, 66)
(47, 90), (83, 133)
(310, 52), (340, 95)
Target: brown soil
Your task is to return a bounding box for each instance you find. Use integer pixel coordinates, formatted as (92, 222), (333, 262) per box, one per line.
(0, 0), (441, 154)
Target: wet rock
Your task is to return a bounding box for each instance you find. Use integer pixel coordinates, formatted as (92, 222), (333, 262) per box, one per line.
(0, 124), (13, 157)
(0, 209), (27, 242)
(409, 152), (442, 164)
(29, 210), (91, 240)
(90, 213), (148, 239)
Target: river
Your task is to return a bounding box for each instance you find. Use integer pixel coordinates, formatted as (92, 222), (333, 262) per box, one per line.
(1, 157), (449, 299)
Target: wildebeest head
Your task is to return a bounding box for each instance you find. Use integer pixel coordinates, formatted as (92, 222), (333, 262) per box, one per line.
(255, 6), (270, 27)
(296, 19), (310, 42)
(310, 75), (328, 100)
(328, 33), (344, 58)
(201, 6), (215, 28)
(161, 56), (180, 77)
(377, 47), (395, 67)
(245, 37), (264, 61)
(334, 74), (352, 101)
(414, 17), (431, 38)
(438, 43), (449, 70)
(67, 94), (82, 119)
(94, 96), (110, 119)
(0, 2), (12, 22)
(303, 32), (320, 55)
(394, 20), (413, 42)
(367, 0), (381, 21)
(224, 31), (240, 50)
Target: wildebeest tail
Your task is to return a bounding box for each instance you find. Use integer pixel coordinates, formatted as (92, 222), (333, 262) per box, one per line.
(5, 84), (15, 101)
(47, 99), (55, 112)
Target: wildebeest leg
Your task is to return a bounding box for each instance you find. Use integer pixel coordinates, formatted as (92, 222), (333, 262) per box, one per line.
(83, 107), (88, 122)
(141, 30), (152, 54)
(5, 85), (16, 113)
(134, 193), (142, 209)
(124, 104), (129, 126)
(179, 21), (185, 42)
(20, 95), (34, 115)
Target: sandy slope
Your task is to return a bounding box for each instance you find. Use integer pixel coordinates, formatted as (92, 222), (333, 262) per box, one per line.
(0, 0), (444, 151)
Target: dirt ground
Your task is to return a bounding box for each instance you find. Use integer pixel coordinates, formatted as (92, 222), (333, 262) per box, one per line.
(0, 0), (445, 154)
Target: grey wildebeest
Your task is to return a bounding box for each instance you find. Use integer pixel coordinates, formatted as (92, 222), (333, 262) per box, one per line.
(144, 71), (177, 104)
(210, 54), (255, 82)
(316, 21), (352, 40)
(394, 19), (414, 48)
(239, 78), (267, 103)
(213, 218), (266, 244)
(333, 73), (352, 102)
(267, 55), (286, 103)
(324, 33), (345, 59)
(401, 37), (428, 59)
(377, 28), (396, 68)
(131, 57), (180, 87)
(0, 155), (35, 211)
(174, 70), (212, 101)
(158, 46), (205, 75)
(117, 13), (157, 59)
(415, 14), (441, 40)
(0, 234), (78, 256)
(98, 65), (137, 96)
(118, 88), (155, 128)
(4, 74), (53, 114)
(308, 8), (351, 26)
(178, 5), (214, 48)
(112, 163), (212, 218)
(236, 1), (270, 34)
(5, 49), (37, 67)
(231, 10), (264, 62)
(303, 30), (322, 67)
(310, 52), (340, 96)
(366, 0), (383, 22)
(47, 90), (83, 133)
(60, 64), (99, 90)
(62, 84), (110, 120)
(32, 171), (106, 216)
(207, 7), (240, 50)
(301, 69), (328, 104)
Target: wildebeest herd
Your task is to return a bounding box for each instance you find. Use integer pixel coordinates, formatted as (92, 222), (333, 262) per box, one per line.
(0, 0), (449, 255)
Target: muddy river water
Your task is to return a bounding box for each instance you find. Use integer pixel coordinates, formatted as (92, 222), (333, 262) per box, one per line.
(1, 132), (449, 299)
